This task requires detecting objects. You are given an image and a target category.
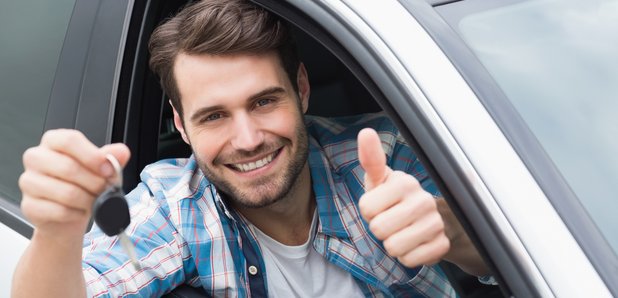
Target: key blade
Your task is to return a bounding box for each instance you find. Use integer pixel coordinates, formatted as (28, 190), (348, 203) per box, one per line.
(118, 232), (142, 271)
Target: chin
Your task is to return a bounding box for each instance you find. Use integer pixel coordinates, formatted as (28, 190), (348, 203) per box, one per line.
(225, 181), (291, 209)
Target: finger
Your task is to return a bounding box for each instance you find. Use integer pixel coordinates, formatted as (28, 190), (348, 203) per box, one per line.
(19, 171), (96, 212)
(382, 211), (445, 258)
(358, 171), (418, 221)
(21, 195), (87, 225)
(23, 147), (108, 196)
(358, 128), (388, 190)
(397, 234), (450, 268)
(40, 129), (115, 178)
(369, 190), (435, 240)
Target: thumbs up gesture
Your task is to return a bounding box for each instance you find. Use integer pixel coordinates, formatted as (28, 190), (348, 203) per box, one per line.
(357, 128), (450, 268)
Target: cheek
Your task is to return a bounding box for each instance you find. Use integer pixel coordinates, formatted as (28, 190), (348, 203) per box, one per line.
(187, 131), (226, 165)
(261, 108), (303, 138)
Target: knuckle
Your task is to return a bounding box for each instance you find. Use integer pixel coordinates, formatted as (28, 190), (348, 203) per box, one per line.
(20, 196), (32, 214)
(369, 220), (385, 240)
(22, 147), (44, 169)
(439, 235), (451, 254)
(67, 185), (84, 201)
(53, 206), (74, 221)
(358, 197), (367, 213)
(17, 172), (30, 191)
(424, 214), (445, 237)
(420, 194), (437, 211)
(398, 255), (416, 267)
(390, 170), (405, 178)
(58, 159), (80, 177)
(44, 129), (83, 148)
(22, 147), (36, 163)
(40, 130), (54, 143)
(20, 197), (40, 222)
(62, 185), (83, 202)
(358, 197), (373, 220)
(42, 129), (64, 144)
(92, 179), (108, 195)
(60, 130), (80, 147)
(391, 171), (407, 184)
(394, 172), (419, 193)
(383, 238), (402, 257)
(433, 213), (445, 231)
(423, 257), (440, 266)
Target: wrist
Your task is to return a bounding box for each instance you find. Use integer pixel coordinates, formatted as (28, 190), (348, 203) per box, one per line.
(32, 222), (88, 249)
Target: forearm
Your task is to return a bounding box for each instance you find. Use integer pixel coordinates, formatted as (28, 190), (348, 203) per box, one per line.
(12, 230), (86, 298)
(437, 199), (490, 277)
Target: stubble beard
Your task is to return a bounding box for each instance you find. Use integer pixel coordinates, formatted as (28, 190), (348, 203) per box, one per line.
(195, 120), (309, 209)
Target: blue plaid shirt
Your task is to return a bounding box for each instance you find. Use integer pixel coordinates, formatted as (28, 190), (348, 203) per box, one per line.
(82, 112), (456, 297)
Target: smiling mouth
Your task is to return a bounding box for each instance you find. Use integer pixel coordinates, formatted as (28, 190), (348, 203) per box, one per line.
(227, 149), (280, 173)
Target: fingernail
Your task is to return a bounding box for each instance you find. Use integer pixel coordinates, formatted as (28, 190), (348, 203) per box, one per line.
(100, 162), (114, 177)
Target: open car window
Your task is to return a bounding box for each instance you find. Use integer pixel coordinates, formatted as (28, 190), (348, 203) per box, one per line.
(146, 1), (502, 297)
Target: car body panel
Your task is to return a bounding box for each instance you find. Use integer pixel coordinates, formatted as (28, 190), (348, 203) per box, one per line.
(0, 221), (29, 297)
(317, 0), (612, 296)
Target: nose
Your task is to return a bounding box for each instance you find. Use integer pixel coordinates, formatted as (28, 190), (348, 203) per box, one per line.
(230, 113), (264, 152)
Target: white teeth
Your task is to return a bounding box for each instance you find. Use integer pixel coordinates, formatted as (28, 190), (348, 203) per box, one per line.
(232, 152), (275, 172)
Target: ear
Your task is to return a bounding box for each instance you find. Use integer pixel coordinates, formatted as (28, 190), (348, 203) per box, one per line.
(296, 63), (310, 114)
(171, 100), (190, 145)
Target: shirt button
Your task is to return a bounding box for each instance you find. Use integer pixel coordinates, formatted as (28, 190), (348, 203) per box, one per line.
(248, 265), (258, 276)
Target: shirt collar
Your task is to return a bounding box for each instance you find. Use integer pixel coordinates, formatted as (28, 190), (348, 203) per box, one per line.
(209, 186), (238, 223)
(308, 137), (351, 239)
(196, 136), (351, 239)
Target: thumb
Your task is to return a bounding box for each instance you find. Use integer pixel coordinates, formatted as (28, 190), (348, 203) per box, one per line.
(358, 128), (389, 190)
(100, 143), (131, 169)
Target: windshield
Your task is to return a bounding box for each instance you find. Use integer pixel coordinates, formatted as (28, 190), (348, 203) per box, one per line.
(442, 0), (618, 253)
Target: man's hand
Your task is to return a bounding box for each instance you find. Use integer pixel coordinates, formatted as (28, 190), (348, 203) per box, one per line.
(357, 128), (449, 268)
(13, 129), (131, 298)
(19, 129), (130, 240)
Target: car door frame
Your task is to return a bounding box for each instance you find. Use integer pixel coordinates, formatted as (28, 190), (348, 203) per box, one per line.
(254, 0), (614, 297)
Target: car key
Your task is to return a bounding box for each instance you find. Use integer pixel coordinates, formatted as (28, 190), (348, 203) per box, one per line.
(92, 154), (141, 270)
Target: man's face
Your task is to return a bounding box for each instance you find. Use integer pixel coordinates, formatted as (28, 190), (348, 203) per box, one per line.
(173, 52), (311, 208)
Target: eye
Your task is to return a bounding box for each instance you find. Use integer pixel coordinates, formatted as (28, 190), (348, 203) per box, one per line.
(203, 113), (222, 122)
(256, 98), (274, 107)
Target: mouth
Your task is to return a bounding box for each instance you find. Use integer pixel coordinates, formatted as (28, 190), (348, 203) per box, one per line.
(226, 149), (281, 173)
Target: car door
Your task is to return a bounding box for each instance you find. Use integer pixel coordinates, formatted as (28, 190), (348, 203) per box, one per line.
(257, 0), (617, 297)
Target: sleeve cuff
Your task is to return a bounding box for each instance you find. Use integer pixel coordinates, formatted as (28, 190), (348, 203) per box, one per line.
(478, 275), (499, 286)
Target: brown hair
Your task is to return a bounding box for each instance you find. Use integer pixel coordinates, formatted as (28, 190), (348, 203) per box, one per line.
(148, 0), (299, 117)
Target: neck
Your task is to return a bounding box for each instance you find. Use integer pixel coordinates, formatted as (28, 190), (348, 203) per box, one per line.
(234, 164), (315, 245)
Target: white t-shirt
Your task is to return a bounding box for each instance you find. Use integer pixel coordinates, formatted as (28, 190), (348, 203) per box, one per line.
(249, 211), (365, 297)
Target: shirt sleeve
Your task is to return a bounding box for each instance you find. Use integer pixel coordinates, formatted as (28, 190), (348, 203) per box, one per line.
(391, 265), (457, 297)
(388, 132), (441, 197)
(81, 182), (197, 297)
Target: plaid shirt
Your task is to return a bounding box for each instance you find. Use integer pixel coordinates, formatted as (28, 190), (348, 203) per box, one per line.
(82, 112), (456, 297)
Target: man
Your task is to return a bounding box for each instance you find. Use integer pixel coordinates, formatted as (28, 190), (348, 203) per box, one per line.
(12, 0), (488, 297)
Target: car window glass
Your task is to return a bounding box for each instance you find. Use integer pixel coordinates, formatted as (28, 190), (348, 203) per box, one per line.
(451, 0), (618, 253)
(0, 0), (76, 204)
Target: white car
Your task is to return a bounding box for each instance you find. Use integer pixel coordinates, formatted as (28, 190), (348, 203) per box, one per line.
(1, 0), (616, 297)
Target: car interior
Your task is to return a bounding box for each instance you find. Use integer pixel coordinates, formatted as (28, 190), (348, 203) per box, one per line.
(113, 0), (502, 297)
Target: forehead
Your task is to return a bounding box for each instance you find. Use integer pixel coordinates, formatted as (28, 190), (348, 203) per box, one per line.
(173, 52), (290, 112)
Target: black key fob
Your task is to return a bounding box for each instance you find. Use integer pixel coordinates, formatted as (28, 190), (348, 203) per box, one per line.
(93, 187), (131, 237)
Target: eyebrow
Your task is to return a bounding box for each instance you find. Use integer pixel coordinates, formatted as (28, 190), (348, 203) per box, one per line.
(189, 86), (287, 123)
